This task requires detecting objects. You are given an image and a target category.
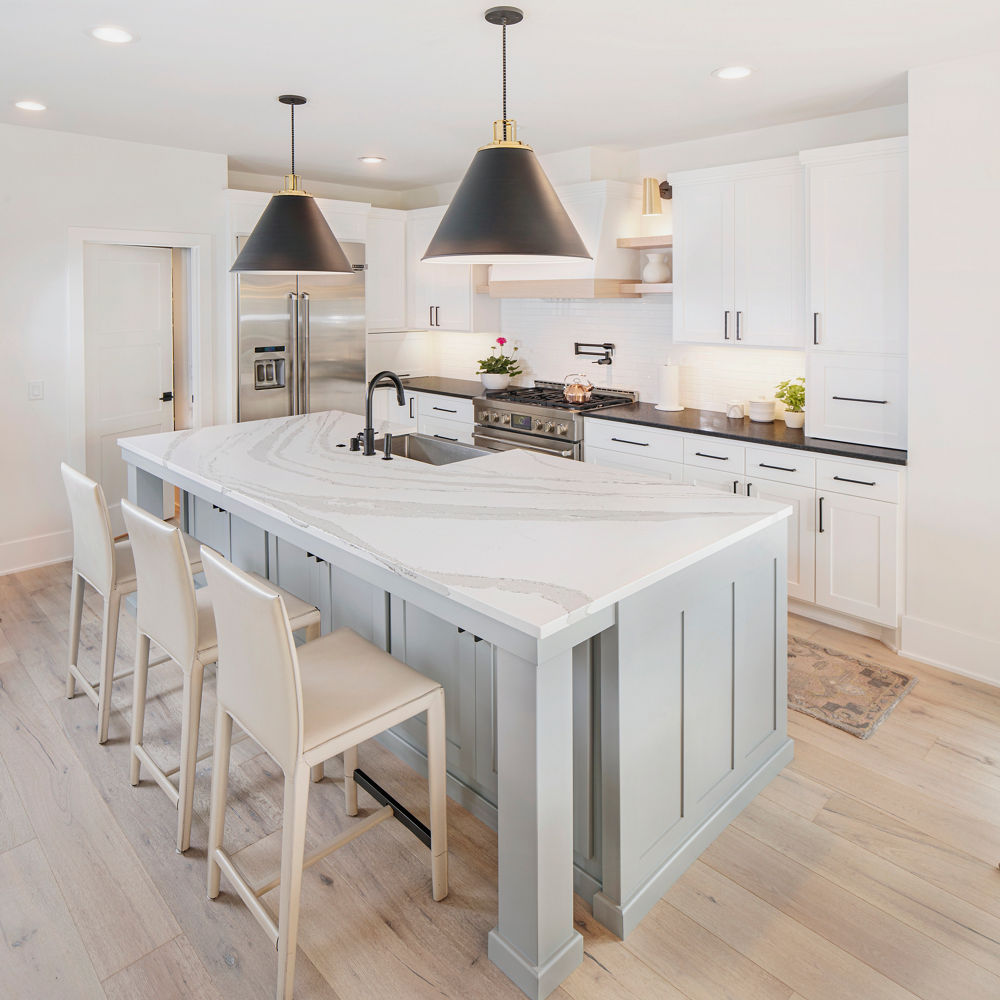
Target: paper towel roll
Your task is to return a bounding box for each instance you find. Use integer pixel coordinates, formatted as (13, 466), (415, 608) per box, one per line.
(655, 364), (683, 412)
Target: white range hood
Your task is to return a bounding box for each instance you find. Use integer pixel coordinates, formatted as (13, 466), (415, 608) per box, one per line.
(481, 180), (645, 298)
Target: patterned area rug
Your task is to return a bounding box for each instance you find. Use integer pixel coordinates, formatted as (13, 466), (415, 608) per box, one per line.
(788, 636), (917, 739)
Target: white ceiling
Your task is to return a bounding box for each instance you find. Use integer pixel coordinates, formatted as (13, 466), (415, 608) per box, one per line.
(3, 0), (1000, 190)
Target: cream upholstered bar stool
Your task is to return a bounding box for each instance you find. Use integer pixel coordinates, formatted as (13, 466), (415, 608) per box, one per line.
(121, 500), (322, 853)
(201, 546), (448, 1000)
(61, 462), (205, 744)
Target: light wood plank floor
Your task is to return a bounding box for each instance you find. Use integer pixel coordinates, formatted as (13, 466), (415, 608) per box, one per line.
(1, 561), (999, 999)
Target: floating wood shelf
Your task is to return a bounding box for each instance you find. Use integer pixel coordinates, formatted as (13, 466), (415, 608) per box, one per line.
(620, 282), (674, 295)
(616, 235), (674, 250)
(475, 279), (640, 299)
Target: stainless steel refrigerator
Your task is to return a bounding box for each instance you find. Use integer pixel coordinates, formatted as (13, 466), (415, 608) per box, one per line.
(236, 239), (366, 421)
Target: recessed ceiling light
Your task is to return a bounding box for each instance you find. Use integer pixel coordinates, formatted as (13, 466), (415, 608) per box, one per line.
(712, 65), (753, 80)
(90, 25), (134, 44)
(359, 155), (385, 164)
(14, 100), (46, 111)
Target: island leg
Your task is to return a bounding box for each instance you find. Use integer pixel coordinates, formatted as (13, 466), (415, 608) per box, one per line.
(488, 646), (583, 999)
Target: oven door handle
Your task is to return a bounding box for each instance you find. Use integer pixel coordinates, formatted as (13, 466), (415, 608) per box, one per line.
(474, 431), (576, 459)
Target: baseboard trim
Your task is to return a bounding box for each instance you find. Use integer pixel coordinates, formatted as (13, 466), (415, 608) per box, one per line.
(593, 737), (794, 939)
(0, 530), (72, 576)
(789, 598), (898, 646)
(900, 615), (1000, 688)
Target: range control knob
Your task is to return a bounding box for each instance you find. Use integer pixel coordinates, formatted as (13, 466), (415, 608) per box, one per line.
(545, 421), (555, 434)
(557, 424), (569, 436)
(490, 412), (501, 423)
(501, 412), (511, 425)
(534, 418), (545, 431)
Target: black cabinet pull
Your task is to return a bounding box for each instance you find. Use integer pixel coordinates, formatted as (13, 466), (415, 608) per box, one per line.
(760, 462), (797, 472)
(746, 482), (752, 496)
(695, 451), (728, 461)
(432, 406), (458, 414)
(611, 437), (649, 447)
(818, 496), (825, 532)
(833, 474), (877, 487)
(433, 434), (458, 442)
(434, 306), (440, 327)
(429, 305), (433, 327)
(733, 480), (739, 494)
(409, 397), (415, 418)
(813, 312), (820, 345)
(736, 310), (743, 341)
(831, 396), (888, 404)
(159, 391), (174, 402)
(724, 310), (731, 341)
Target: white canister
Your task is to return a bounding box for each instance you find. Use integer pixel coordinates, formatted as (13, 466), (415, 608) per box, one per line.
(726, 400), (745, 420)
(748, 398), (775, 423)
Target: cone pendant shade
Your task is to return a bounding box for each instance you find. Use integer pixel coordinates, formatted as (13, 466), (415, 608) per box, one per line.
(231, 191), (352, 274)
(422, 7), (591, 264)
(231, 95), (352, 275)
(422, 144), (591, 263)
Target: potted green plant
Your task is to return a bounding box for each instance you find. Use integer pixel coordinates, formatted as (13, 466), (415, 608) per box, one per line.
(477, 337), (522, 391)
(775, 376), (805, 429)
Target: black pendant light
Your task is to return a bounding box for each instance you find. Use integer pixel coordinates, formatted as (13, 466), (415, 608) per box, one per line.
(422, 7), (591, 264)
(231, 95), (352, 274)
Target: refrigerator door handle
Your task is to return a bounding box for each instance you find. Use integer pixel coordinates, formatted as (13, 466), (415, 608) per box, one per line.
(299, 291), (310, 414)
(288, 292), (299, 415)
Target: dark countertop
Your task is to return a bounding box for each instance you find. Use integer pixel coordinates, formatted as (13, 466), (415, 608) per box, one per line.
(401, 378), (907, 467)
(402, 376), (486, 399)
(587, 402), (907, 465)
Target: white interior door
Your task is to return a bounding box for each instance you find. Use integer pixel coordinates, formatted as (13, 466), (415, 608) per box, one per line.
(84, 243), (174, 535)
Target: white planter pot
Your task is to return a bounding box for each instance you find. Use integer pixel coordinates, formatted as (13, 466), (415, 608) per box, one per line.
(783, 409), (805, 429)
(642, 252), (672, 284)
(480, 373), (510, 392)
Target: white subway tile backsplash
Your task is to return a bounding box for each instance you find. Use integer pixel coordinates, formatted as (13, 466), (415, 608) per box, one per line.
(369, 298), (806, 414)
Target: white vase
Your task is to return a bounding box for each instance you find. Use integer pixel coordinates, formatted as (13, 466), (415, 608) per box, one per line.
(480, 373), (510, 392)
(783, 409), (805, 429)
(642, 252), (671, 284)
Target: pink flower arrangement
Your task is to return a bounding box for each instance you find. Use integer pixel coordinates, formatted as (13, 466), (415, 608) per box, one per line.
(477, 337), (522, 377)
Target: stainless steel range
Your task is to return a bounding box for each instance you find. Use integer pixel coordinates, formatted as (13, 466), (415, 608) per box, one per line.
(473, 381), (638, 460)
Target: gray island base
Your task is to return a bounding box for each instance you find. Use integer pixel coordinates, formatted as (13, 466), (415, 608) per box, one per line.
(121, 410), (792, 1000)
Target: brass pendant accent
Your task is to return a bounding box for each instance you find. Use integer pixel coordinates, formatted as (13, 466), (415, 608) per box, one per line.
(479, 118), (533, 151)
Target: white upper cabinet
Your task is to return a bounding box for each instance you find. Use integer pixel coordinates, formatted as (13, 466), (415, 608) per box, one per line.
(405, 207), (500, 333)
(670, 157), (804, 348)
(365, 208), (407, 332)
(801, 138), (908, 355)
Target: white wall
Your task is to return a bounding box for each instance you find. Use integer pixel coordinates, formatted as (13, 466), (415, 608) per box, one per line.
(901, 52), (1000, 685)
(0, 124), (228, 574)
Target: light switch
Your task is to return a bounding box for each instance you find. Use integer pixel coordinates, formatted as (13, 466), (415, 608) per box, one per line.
(28, 380), (44, 401)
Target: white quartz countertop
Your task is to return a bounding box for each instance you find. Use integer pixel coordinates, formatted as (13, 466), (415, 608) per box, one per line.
(120, 410), (790, 639)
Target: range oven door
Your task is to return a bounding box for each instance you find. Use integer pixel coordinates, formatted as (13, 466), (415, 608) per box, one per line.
(473, 426), (580, 460)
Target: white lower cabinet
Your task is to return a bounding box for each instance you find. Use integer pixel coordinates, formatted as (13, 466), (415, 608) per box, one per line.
(585, 444), (685, 481)
(815, 491), (898, 627)
(747, 479), (816, 603)
(685, 466), (746, 494)
(417, 412), (474, 445)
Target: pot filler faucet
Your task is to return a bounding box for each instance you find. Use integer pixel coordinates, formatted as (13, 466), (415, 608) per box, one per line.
(363, 370), (406, 456)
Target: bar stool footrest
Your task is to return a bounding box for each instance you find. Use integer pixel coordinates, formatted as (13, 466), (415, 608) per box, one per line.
(352, 769), (432, 849)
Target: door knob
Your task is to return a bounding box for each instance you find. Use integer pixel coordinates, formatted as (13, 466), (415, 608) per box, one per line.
(159, 391), (174, 402)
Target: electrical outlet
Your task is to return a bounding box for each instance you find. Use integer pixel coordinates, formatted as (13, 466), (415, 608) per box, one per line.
(28, 380), (44, 401)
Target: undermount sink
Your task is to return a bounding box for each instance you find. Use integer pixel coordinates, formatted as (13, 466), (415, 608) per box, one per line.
(373, 433), (489, 466)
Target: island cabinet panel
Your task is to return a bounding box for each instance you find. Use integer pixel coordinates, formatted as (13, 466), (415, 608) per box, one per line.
(268, 537), (335, 634)
(187, 494), (231, 559)
(594, 520), (791, 939)
(388, 600), (478, 778)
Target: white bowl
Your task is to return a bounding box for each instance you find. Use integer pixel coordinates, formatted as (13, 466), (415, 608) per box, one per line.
(748, 400), (775, 423)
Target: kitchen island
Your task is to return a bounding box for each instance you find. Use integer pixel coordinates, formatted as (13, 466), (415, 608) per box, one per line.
(120, 409), (793, 1000)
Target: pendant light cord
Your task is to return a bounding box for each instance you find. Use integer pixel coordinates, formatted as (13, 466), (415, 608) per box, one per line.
(502, 18), (508, 140)
(290, 102), (296, 175)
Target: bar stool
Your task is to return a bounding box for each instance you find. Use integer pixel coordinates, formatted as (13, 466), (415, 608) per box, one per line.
(121, 500), (323, 853)
(61, 462), (205, 744)
(201, 546), (448, 1000)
